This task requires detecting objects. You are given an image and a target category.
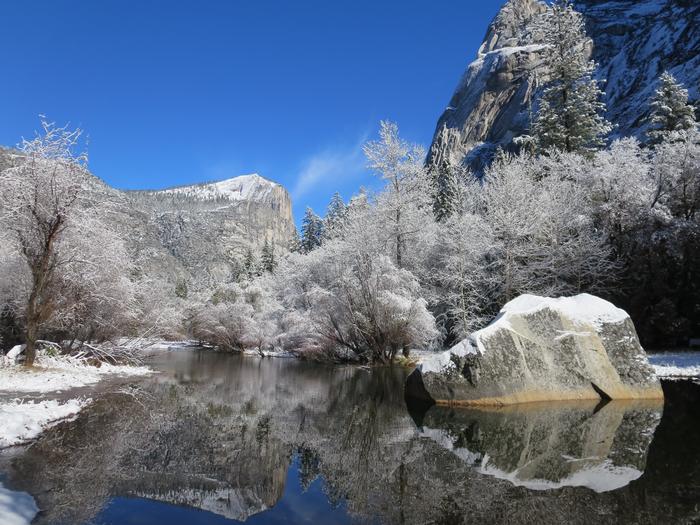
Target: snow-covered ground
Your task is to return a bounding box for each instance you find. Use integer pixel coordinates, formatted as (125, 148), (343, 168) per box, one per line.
(0, 399), (88, 447)
(0, 353), (153, 394)
(0, 351), (154, 448)
(648, 352), (700, 379)
(0, 482), (38, 525)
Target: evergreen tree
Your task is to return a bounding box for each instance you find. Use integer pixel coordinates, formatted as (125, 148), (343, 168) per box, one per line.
(260, 238), (276, 273)
(243, 247), (258, 280)
(288, 232), (302, 253)
(429, 164), (460, 222)
(300, 207), (323, 253)
(323, 192), (348, 240)
(646, 71), (697, 145)
(532, 0), (612, 154)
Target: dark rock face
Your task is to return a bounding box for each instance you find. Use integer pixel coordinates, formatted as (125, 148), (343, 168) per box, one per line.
(428, 0), (700, 172)
(407, 294), (663, 406)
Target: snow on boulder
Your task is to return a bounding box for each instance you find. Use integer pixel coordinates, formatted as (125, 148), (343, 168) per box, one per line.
(406, 293), (663, 406)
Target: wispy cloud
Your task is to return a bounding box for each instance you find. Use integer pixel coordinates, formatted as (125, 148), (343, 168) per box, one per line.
(292, 134), (369, 203)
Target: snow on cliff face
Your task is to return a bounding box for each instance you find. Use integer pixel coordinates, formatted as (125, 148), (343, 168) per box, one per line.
(428, 0), (700, 172)
(157, 173), (279, 203)
(122, 171), (296, 283)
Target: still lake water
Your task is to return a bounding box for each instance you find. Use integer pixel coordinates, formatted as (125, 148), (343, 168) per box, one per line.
(2, 349), (699, 524)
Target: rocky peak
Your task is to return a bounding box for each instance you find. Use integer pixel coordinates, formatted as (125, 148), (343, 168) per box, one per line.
(156, 173), (280, 203)
(479, 0), (546, 55)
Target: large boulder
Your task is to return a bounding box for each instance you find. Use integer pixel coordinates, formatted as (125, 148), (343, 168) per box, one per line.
(406, 294), (663, 406)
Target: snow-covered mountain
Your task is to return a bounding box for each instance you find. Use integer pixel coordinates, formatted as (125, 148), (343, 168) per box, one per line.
(155, 173), (281, 203)
(28, 165), (297, 293)
(123, 173), (296, 283)
(427, 0), (700, 172)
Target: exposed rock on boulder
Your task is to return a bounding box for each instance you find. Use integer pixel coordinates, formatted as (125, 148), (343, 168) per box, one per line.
(406, 294), (663, 406)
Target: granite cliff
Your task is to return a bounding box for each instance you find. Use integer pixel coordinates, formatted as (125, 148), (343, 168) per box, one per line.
(427, 0), (700, 172)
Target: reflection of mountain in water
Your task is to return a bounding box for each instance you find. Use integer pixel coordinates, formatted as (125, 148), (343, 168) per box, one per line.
(418, 401), (662, 492)
(4, 351), (700, 525)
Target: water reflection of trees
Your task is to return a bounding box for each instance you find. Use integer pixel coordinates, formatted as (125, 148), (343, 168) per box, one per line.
(5, 353), (700, 524)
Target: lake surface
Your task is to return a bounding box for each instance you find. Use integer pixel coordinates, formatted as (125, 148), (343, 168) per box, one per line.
(2, 349), (699, 524)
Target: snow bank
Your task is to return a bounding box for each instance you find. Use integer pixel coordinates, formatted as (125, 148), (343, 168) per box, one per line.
(0, 352), (153, 394)
(419, 339), (477, 375)
(648, 352), (700, 379)
(497, 294), (629, 329)
(472, 293), (628, 355)
(652, 364), (700, 378)
(0, 482), (38, 525)
(0, 398), (89, 447)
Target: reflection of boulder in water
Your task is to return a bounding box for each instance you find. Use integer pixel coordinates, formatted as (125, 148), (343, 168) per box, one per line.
(418, 400), (662, 492)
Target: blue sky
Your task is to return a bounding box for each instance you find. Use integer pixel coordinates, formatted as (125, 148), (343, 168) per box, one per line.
(0, 1), (502, 223)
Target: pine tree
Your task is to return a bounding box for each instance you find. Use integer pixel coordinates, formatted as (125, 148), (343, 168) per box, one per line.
(532, 0), (612, 155)
(646, 71), (697, 145)
(261, 238), (276, 273)
(429, 165), (460, 222)
(323, 192), (347, 240)
(243, 247), (258, 280)
(300, 207), (323, 253)
(288, 232), (302, 253)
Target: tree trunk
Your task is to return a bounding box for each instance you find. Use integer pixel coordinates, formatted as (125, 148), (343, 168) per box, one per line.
(24, 320), (37, 367)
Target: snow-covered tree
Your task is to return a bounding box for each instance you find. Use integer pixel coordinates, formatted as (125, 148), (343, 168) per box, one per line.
(186, 279), (280, 354)
(275, 242), (438, 363)
(260, 238), (276, 273)
(532, 0), (612, 154)
(288, 232), (303, 254)
(300, 207), (324, 253)
(429, 162), (466, 222)
(363, 121), (432, 269)
(0, 121), (89, 365)
(433, 212), (495, 338)
(646, 72), (698, 145)
(0, 120), (138, 362)
(481, 152), (617, 302)
(322, 192), (348, 240)
(243, 247), (258, 279)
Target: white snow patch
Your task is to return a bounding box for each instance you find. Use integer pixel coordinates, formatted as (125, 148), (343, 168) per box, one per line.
(653, 364), (700, 378)
(472, 293), (628, 353)
(5, 346), (23, 361)
(0, 398), (89, 447)
(497, 294), (629, 329)
(0, 482), (38, 525)
(157, 173), (278, 202)
(0, 353), (154, 394)
(419, 338), (477, 375)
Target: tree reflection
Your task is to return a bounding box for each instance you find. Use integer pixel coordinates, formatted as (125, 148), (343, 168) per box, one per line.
(4, 352), (699, 525)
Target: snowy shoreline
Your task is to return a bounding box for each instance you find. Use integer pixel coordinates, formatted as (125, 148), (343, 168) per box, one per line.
(0, 351), (154, 449)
